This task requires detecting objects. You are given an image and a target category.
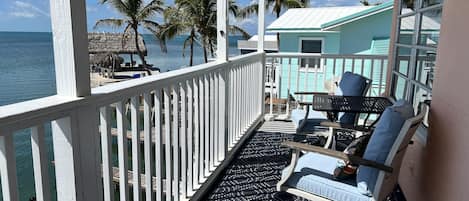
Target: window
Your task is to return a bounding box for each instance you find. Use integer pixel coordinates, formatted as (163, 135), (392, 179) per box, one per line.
(299, 38), (323, 70)
(391, 0), (444, 129)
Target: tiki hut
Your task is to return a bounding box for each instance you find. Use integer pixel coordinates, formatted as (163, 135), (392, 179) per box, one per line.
(88, 33), (147, 68)
(88, 32), (147, 55)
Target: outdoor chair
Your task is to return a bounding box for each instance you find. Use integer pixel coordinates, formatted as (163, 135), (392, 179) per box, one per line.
(292, 72), (372, 131)
(277, 100), (427, 201)
(291, 72), (372, 148)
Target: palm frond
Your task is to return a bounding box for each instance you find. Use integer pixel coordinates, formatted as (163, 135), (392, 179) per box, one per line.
(137, 0), (165, 20)
(229, 25), (251, 39)
(238, 4), (259, 18)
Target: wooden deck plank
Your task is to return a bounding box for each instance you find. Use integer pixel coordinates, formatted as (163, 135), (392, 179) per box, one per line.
(111, 167), (166, 192)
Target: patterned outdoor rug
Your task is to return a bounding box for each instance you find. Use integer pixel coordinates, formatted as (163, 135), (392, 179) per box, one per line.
(202, 129), (407, 201)
(204, 131), (323, 201)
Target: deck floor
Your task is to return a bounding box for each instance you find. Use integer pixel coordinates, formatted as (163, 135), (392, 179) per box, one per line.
(203, 121), (322, 201)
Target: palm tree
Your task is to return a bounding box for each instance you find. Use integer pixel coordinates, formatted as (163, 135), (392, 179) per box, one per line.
(239, 0), (309, 44)
(94, 0), (165, 70)
(157, 0), (250, 66)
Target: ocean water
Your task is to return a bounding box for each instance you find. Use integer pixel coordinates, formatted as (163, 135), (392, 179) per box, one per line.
(0, 31), (243, 200)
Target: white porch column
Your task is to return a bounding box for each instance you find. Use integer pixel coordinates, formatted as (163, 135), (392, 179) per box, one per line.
(217, 0), (229, 61)
(257, 0), (265, 52)
(50, 0), (90, 97)
(49, 0), (102, 201)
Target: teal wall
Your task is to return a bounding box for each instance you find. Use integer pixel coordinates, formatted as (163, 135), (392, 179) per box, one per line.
(279, 32), (340, 53)
(276, 9), (392, 99)
(339, 10), (393, 54)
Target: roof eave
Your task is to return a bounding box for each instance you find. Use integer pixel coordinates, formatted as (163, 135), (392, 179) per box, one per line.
(320, 1), (394, 30)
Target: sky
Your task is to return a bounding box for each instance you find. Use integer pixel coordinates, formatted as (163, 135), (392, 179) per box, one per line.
(0, 0), (368, 34)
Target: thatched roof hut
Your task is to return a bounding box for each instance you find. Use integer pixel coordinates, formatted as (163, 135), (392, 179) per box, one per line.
(88, 33), (147, 56)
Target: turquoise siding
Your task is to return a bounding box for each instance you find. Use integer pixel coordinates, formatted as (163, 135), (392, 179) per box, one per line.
(279, 33), (340, 53)
(277, 9), (392, 99)
(339, 10), (393, 54)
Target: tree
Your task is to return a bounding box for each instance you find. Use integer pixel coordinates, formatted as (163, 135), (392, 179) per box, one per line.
(157, 0), (250, 66)
(94, 0), (165, 70)
(239, 0), (309, 44)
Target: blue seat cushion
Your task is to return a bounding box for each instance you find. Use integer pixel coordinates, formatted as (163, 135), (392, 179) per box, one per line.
(338, 72), (369, 125)
(356, 100), (414, 195)
(291, 109), (327, 131)
(339, 72), (368, 96)
(282, 152), (373, 201)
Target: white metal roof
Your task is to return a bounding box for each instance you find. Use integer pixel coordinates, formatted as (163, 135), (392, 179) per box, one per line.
(248, 35), (277, 41)
(267, 6), (371, 31)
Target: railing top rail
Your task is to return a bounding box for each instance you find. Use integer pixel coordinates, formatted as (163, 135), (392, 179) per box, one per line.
(266, 52), (389, 59)
(0, 52), (264, 133)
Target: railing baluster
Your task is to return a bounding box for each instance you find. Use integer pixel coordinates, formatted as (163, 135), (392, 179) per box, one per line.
(154, 89), (164, 201)
(198, 76), (205, 183)
(100, 106), (114, 201)
(286, 58), (292, 116)
(296, 57), (301, 106)
(130, 96), (142, 201)
(172, 85), (180, 201)
(143, 93), (153, 201)
(304, 62), (309, 104)
(204, 75), (210, 177)
(210, 72), (216, 169)
(269, 58), (274, 115)
(187, 79), (194, 196)
(31, 125), (51, 201)
(0, 134), (19, 201)
(220, 69), (228, 160)
(277, 57), (283, 114)
(379, 59), (385, 95)
(193, 77), (200, 189)
(164, 87), (172, 201)
(180, 81), (187, 199)
(116, 101), (129, 201)
(314, 57), (319, 92)
(361, 58), (365, 76)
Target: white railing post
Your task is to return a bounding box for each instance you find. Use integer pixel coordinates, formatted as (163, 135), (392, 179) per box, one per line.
(217, 0), (228, 61)
(51, 107), (102, 201)
(50, 0), (90, 97)
(49, 0), (102, 199)
(258, 0), (265, 52)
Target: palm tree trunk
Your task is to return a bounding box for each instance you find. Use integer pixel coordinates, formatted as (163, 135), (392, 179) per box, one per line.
(203, 37), (208, 63)
(210, 42), (215, 57)
(133, 26), (151, 75)
(190, 30), (195, 66)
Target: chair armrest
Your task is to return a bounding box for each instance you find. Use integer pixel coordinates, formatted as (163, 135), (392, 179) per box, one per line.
(319, 122), (372, 133)
(282, 141), (393, 173)
(294, 92), (329, 95)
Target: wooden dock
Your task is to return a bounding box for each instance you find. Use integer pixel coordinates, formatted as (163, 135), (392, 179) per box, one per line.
(111, 167), (166, 192)
(110, 127), (167, 143)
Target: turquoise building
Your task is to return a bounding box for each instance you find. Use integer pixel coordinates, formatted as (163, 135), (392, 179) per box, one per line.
(266, 2), (394, 98)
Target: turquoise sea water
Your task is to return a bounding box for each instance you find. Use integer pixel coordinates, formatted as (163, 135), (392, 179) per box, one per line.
(0, 31), (242, 200)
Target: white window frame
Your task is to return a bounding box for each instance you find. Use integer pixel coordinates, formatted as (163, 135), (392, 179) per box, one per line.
(391, 0), (444, 144)
(298, 37), (325, 72)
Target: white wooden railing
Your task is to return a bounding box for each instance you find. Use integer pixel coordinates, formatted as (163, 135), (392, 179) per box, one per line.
(264, 53), (389, 117)
(0, 52), (265, 201)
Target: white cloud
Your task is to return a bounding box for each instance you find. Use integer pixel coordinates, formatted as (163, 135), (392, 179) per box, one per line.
(9, 1), (49, 18)
(87, 6), (98, 13)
